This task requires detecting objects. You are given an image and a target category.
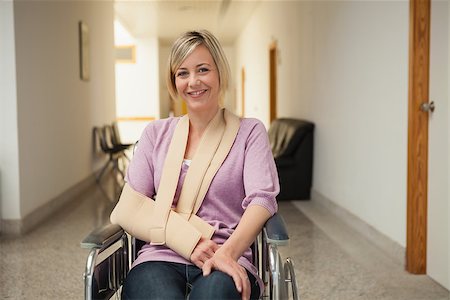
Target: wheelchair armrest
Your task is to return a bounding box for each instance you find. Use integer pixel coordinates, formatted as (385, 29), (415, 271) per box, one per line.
(80, 223), (124, 250)
(264, 213), (289, 246)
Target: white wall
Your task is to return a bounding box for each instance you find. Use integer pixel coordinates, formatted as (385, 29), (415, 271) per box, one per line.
(448, 2), (450, 287)
(235, 1), (314, 128)
(158, 43), (171, 118)
(222, 46), (236, 113)
(428, 0), (449, 289)
(0, 2), (21, 223)
(116, 34), (159, 117)
(115, 35), (159, 143)
(235, 1), (409, 246)
(308, 1), (409, 247)
(12, 1), (116, 219)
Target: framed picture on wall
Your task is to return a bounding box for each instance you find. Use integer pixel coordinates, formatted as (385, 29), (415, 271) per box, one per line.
(79, 21), (90, 81)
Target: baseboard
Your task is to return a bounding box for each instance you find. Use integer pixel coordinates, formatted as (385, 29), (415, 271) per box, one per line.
(303, 189), (406, 266)
(0, 174), (96, 235)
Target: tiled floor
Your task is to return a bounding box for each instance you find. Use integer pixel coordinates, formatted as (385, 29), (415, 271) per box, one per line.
(0, 177), (120, 300)
(279, 201), (449, 300)
(0, 177), (448, 299)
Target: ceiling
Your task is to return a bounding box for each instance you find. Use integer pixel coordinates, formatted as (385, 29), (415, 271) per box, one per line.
(114, 0), (260, 46)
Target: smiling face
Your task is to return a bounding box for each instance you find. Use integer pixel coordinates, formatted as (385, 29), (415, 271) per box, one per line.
(174, 45), (220, 114)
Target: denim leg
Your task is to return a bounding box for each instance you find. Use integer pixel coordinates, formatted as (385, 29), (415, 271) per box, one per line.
(122, 261), (186, 300)
(188, 270), (260, 300)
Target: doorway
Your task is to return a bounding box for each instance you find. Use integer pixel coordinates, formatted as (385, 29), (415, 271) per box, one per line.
(269, 42), (277, 124)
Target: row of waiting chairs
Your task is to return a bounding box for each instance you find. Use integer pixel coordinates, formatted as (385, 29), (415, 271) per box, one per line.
(93, 123), (134, 183)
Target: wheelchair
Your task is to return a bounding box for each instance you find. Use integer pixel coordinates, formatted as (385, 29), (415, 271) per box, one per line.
(81, 213), (299, 300)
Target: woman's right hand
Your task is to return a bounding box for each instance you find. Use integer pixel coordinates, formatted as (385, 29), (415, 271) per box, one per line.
(190, 237), (219, 268)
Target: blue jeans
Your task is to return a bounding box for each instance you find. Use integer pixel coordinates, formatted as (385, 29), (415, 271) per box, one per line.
(122, 261), (260, 300)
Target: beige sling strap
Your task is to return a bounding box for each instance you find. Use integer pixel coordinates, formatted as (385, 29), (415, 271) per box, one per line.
(149, 115), (189, 244)
(176, 109), (240, 217)
(149, 108), (240, 245)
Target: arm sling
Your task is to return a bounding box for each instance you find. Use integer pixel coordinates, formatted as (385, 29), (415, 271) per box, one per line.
(110, 108), (240, 260)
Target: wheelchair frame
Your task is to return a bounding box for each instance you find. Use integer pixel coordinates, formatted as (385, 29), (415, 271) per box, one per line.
(81, 214), (298, 300)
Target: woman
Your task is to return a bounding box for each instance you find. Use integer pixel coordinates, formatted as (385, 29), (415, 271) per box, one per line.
(116, 30), (279, 300)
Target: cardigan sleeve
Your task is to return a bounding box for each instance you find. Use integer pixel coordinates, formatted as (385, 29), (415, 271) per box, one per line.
(242, 120), (279, 215)
(125, 123), (156, 198)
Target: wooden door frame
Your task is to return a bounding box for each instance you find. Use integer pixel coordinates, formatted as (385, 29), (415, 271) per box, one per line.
(407, 0), (430, 274)
(269, 41), (277, 124)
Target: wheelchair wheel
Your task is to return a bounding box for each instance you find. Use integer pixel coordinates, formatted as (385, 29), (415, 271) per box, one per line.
(269, 251), (288, 300)
(268, 244), (299, 300)
(284, 257), (299, 300)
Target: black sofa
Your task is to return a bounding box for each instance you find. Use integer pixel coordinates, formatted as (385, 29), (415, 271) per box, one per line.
(268, 118), (314, 200)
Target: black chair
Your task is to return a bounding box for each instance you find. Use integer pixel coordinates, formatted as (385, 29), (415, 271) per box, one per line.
(93, 125), (128, 183)
(81, 213), (298, 300)
(110, 122), (133, 161)
(268, 118), (314, 200)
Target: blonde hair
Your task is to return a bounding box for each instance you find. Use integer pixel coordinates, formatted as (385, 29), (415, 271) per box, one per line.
(166, 30), (230, 101)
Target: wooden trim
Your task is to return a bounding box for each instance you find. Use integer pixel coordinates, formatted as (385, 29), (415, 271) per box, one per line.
(116, 116), (155, 122)
(269, 41), (277, 124)
(406, 0), (430, 274)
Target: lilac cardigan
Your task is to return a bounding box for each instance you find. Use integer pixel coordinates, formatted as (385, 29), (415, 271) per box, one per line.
(125, 114), (279, 291)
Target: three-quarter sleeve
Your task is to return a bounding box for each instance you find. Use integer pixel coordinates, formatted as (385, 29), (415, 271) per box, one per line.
(125, 124), (156, 198)
(242, 121), (279, 215)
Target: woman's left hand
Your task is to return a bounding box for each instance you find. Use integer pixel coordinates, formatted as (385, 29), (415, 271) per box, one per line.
(202, 251), (251, 300)
(190, 237), (220, 269)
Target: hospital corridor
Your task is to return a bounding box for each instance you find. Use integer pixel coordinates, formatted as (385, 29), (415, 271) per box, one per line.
(1, 0), (450, 299)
